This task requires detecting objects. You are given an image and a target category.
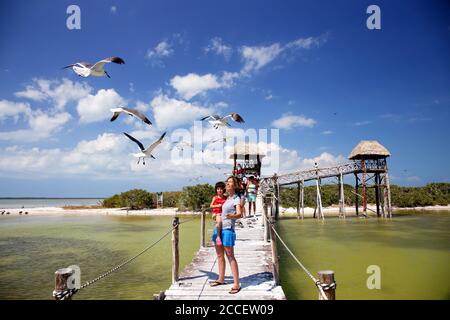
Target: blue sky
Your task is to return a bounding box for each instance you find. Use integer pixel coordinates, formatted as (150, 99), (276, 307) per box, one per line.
(0, 0), (449, 197)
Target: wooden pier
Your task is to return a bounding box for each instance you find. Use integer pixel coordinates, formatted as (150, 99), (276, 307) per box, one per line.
(163, 196), (286, 300)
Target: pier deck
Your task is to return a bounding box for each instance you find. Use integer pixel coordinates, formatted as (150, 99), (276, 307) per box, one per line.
(164, 197), (286, 300)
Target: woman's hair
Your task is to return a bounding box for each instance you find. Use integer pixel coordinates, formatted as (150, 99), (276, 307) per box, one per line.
(215, 181), (226, 192)
(226, 176), (240, 192)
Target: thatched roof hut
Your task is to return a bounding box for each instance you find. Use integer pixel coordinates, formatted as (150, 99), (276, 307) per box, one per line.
(348, 140), (390, 160)
(228, 142), (266, 160)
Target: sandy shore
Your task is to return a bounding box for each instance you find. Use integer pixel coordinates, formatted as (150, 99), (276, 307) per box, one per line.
(0, 207), (199, 217)
(1, 204), (449, 217)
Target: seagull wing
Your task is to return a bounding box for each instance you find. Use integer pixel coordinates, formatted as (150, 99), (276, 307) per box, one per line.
(110, 112), (121, 122)
(144, 132), (167, 155)
(123, 132), (145, 151)
(91, 57), (125, 72)
(122, 107), (152, 125)
(224, 113), (245, 123)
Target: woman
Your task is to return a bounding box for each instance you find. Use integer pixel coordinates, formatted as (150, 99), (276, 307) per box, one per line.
(246, 176), (258, 216)
(210, 176), (242, 294)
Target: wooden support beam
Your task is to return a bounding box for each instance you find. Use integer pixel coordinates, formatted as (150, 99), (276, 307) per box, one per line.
(354, 173), (359, 216)
(339, 172), (346, 219)
(296, 182), (300, 219)
(269, 217), (280, 285)
(300, 180), (305, 220)
(200, 208), (206, 248)
(172, 217), (179, 284)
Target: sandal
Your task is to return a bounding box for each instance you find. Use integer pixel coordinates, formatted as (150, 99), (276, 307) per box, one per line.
(209, 280), (226, 287)
(229, 287), (241, 294)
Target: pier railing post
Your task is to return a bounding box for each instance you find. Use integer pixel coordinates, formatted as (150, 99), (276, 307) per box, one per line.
(269, 217), (280, 285)
(318, 270), (336, 300)
(200, 206), (206, 248)
(171, 217), (179, 284)
(263, 198), (269, 242)
(54, 268), (74, 300)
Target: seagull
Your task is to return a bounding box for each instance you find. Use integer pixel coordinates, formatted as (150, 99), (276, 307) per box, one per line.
(189, 176), (203, 182)
(123, 132), (166, 165)
(200, 113), (245, 129)
(172, 140), (192, 152)
(63, 56), (125, 78)
(110, 107), (152, 125)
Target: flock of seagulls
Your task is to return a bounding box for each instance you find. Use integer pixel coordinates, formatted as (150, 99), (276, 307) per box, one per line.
(62, 56), (246, 168)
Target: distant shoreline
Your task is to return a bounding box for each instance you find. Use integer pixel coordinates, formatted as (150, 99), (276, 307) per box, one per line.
(0, 204), (449, 217)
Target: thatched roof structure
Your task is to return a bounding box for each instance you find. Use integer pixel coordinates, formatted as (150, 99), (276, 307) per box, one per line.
(348, 140), (390, 160)
(229, 142), (266, 160)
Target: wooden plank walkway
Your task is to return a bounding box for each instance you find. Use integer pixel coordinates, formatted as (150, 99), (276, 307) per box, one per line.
(164, 196), (286, 300)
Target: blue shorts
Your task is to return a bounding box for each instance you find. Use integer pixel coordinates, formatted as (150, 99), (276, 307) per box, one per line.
(212, 227), (236, 247)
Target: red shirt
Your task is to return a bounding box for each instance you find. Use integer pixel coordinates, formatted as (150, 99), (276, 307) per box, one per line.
(212, 196), (226, 215)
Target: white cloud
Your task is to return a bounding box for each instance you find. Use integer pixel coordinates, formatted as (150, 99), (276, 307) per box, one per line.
(169, 72), (239, 100)
(204, 37), (233, 60)
(239, 33), (328, 75)
(170, 73), (221, 100)
(0, 110), (71, 141)
(322, 130), (333, 135)
(240, 43), (283, 75)
(0, 100), (31, 121)
(146, 40), (174, 66)
(354, 120), (371, 126)
(110, 6), (117, 14)
(286, 34), (328, 50)
(77, 88), (125, 123)
(271, 113), (316, 129)
(150, 94), (213, 129)
(15, 78), (92, 111)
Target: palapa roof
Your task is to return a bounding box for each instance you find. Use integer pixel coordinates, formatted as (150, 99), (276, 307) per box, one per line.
(348, 140), (390, 160)
(229, 142), (266, 159)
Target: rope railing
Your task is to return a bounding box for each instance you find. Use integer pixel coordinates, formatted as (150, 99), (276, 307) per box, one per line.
(53, 216), (197, 300)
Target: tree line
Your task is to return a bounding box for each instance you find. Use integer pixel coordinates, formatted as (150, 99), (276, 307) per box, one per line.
(101, 183), (450, 210)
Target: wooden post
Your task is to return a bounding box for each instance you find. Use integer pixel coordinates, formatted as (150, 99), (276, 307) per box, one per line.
(171, 217), (179, 284)
(273, 174), (279, 220)
(385, 172), (392, 218)
(200, 207), (206, 248)
(362, 160), (367, 215)
(263, 200), (269, 243)
(54, 268), (74, 300)
(375, 173), (381, 217)
(296, 182), (300, 219)
(318, 270), (336, 300)
(354, 173), (359, 216)
(316, 178), (324, 220)
(339, 172), (346, 219)
(300, 180), (305, 220)
(269, 217), (280, 285)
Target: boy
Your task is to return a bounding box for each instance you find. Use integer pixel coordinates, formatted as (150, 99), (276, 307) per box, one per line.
(210, 181), (227, 245)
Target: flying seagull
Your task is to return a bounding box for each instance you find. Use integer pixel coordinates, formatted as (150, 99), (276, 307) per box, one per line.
(110, 107), (152, 125)
(200, 113), (245, 129)
(63, 56), (125, 78)
(123, 132), (166, 165)
(172, 139), (192, 152)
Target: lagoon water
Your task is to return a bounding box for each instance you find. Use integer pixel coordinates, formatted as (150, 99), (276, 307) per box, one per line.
(0, 211), (449, 299)
(0, 198), (104, 209)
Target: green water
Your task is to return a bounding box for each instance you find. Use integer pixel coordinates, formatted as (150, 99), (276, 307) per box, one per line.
(0, 211), (449, 299)
(278, 211), (450, 300)
(0, 215), (207, 300)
